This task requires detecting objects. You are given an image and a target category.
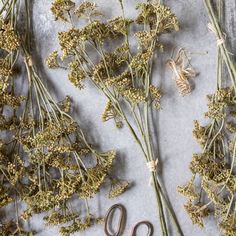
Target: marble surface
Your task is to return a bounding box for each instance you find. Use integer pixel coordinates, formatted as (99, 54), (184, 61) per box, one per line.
(29, 0), (236, 235)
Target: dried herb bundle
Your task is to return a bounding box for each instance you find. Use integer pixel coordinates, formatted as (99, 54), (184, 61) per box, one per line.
(178, 1), (236, 235)
(0, 1), (29, 234)
(0, 1), (125, 235)
(48, 0), (183, 235)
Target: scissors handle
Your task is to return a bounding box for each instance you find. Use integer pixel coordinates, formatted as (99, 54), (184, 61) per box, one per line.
(130, 221), (154, 236)
(104, 204), (126, 236)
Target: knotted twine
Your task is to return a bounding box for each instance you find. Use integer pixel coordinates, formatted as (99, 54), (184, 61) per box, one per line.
(147, 159), (158, 172)
(208, 23), (225, 46)
(147, 159), (158, 186)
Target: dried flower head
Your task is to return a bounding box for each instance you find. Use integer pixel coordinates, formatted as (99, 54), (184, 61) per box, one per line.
(136, 2), (179, 32)
(107, 16), (133, 36)
(0, 186), (12, 208)
(130, 49), (154, 72)
(101, 100), (123, 128)
(135, 30), (156, 49)
(122, 88), (146, 104)
(184, 200), (209, 227)
(109, 179), (129, 198)
(0, 19), (19, 51)
(0, 58), (12, 77)
(58, 28), (80, 58)
(177, 177), (199, 201)
(68, 60), (86, 89)
(75, 1), (102, 20)
(51, 0), (75, 21)
(44, 211), (79, 226)
(45, 51), (60, 68)
(60, 217), (91, 236)
(149, 85), (162, 109)
(192, 120), (209, 148)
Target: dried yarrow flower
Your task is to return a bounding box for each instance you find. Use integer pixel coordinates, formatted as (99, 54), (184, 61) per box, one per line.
(91, 53), (118, 82)
(68, 60), (86, 89)
(189, 152), (225, 179)
(107, 16), (133, 36)
(62, 95), (71, 113)
(0, 186), (12, 208)
(205, 100), (226, 120)
(0, 221), (34, 236)
(177, 177), (199, 201)
(149, 85), (161, 109)
(113, 43), (130, 65)
(130, 49), (153, 72)
(82, 20), (108, 43)
(219, 213), (236, 236)
(24, 190), (56, 214)
(45, 51), (60, 68)
(105, 71), (132, 91)
(0, 19), (19, 51)
(44, 211), (79, 226)
(135, 30), (156, 48)
(0, 58), (12, 76)
(0, 93), (25, 108)
(51, 0), (75, 21)
(184, 200), (209, 227)
(215, 87), (234, 104)
(201, 177), (225, 205)
(109, 179), (129, 198)
(60, 217), (91, 236)
(192, 120), (209, 148)
(225, 122), (236, 133)
(75, 1), (102, 20)
(136, 2), (179, 32)
(122, 88), (146, 104)
(58, 27), (80, 58)
(101, 100), (123, 128)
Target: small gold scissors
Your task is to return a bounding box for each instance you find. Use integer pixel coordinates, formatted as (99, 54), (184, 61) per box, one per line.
(104, 204), (154, 236)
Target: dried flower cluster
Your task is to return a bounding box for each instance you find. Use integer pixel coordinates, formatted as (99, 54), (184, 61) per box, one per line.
(0, 1), (128, 235)
(0, 2), (27, 234)
(48, 1), (184, 235)
(178, 1), (236, 235)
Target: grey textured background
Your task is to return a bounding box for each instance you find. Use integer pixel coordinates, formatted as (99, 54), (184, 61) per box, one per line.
(29, 0), (236, 235)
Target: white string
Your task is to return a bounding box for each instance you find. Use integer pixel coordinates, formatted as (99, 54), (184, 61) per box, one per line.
(147, 160), (158, 172)
(208, 23), (225, 46)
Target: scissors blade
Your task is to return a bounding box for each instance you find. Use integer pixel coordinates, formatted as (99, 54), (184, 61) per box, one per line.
(104, 204), (127, 236)
(130, 221), (154, 236)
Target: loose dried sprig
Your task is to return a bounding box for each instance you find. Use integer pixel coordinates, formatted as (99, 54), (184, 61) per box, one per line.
(178, 1), (236, 235)
(167, 48), (197, 96)
(108, 178), (130, 199)
(48, 1), (183, 235)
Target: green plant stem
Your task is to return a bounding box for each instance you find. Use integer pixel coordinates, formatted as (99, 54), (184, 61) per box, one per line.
(204, 0), (236, 90)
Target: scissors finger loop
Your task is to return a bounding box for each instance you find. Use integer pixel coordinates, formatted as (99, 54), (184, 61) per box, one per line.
(104, 204), (126, 236)
(131, 221), (154, 236)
